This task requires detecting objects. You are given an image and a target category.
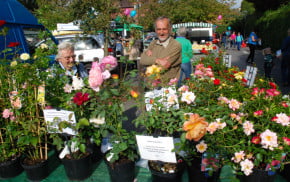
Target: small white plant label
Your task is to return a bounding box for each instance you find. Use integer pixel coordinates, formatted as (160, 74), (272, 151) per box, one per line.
(244, 66), (257, 87)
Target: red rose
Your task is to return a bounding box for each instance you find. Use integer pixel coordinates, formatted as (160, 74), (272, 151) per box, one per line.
(0, 20), (6, 27)
(7, 42), (20, 47)
(269, 82), (277, 89)
(73, 92), (90, 106)
(241, 78), (247, 83)
(281, 101), (288, 107)
(213, 46), (217, 50)
(213, 79), (220, 85)
(251, 135), (261, 144)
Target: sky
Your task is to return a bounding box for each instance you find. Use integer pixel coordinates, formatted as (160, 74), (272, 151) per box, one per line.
(232, 0), (242, 9)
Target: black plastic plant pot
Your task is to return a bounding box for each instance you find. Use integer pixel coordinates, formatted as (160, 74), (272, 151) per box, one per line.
(21, 159), (49, 181)
(0, 156), (23, 179)
(105, 158), (135, 182)
(61, 153), (92, 181)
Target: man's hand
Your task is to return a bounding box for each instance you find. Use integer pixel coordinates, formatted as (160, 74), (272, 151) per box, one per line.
(156, 56), (171, 69)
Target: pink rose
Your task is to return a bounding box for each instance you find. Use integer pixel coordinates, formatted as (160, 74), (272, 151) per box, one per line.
(2, 109), (11, 118)
(99, 56), (118, 71)
(102, 70), (111, 80)
(89, 62), (104, 92)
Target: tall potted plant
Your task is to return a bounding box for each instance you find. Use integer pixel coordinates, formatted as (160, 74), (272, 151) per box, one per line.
(87, 56), (139, 182)
(133, 65), (197, 182)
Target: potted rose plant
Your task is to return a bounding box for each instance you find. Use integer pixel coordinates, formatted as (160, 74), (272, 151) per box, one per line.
(133, 64), (202, 182)
(87, 56), (139, 182)
(47, 55), (139, 181)
(0, 67), (24, 179)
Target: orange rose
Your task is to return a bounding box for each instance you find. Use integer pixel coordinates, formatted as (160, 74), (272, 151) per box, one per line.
(183, 113), (208, 141)
(112, 74), (119, 79)
(130, 90), (139, 98)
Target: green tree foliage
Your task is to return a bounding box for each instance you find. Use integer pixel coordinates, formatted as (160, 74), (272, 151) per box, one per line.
(34, 0), (75, 30)
(137, 0), (239, 31)
(256, 2), (290, 50)
(246, 0), (289, 12)
(69, 0), (121, 56)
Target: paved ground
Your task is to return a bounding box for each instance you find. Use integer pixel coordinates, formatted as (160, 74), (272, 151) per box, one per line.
(225, 46), (290, 95)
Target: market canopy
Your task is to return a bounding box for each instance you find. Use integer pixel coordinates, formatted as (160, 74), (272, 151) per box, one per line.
(0, 0), (42, 26)
(172, 22), (214, 29)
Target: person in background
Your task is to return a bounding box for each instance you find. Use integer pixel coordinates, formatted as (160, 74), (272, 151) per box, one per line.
(140, 16), (181, 83)
(114, 34), (124, 57)
(175, 27), (193, 87)
(281, 28), (290, 86)
(221, 31), (228, 49)
(55, 41), (88, 80)
(262, 47), (275, 79)
(246, 31), (259, 64)
(235, 32), (243, 51)
(230, 31), (236, 49)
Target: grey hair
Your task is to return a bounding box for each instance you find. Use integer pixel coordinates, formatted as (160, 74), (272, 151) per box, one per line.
(154, 16), (172, 30)
(56, 41), (75, 60)
(177, 27), (187, 37)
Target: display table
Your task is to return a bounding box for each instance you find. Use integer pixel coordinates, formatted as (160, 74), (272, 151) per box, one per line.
(4, 159), (288, 182)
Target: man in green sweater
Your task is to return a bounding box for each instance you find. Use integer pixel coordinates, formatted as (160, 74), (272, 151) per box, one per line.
(140, 16), (182, 84)
(175, 27), (193, 87)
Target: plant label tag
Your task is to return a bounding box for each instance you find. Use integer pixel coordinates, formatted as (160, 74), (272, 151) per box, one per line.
(37, 84), (45, 105)
(43, 109), (77, 135)
(244, 66), (257, 87)
(144, 87), (179, 111)
(223, 54), (232, 67)
(136, 135), (177, 163)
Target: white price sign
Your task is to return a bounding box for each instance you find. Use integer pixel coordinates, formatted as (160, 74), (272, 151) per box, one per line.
(136, 135), (177, 163)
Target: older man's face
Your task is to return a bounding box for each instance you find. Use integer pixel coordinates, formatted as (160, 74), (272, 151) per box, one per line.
(155, 19), (171, 43)
(58, 49), (76, 70)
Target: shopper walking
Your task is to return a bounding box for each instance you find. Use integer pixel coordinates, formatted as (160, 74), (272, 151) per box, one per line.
(246, 31), (259, 64)
(236, 32), (243, 51)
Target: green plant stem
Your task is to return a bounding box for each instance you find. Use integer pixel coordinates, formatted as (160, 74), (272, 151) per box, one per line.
(0, 129), (7, 157)
(34, 86), (43, 160)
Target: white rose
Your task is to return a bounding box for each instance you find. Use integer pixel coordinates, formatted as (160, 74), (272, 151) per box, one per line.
(72, 76), (84, 90)
(20, 53), (30, 61)
(89, 116), (105, 126)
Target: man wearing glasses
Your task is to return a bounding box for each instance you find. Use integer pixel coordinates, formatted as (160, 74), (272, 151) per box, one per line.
(55, 41), (88, 79)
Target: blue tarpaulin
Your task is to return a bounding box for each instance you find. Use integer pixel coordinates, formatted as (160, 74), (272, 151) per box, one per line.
(0, 0), (41, 26)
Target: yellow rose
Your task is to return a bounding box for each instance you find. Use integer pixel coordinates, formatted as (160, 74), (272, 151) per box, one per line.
(40, 43), (48, 49)
(10, 60), (17, 67)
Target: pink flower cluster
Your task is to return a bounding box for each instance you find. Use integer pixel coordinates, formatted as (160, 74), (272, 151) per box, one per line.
(2, 109), (15, 120)
(89, 56), (118, 92)
(194, 64), (214, 78)
(217, 96), (242, 111)
(251, 87), (281, 97)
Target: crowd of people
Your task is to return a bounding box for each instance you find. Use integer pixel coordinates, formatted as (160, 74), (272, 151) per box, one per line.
(54, 17), (290, 91)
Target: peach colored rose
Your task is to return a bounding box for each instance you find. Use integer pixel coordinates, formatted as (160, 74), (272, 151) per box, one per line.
(183, 113), (208, 141)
